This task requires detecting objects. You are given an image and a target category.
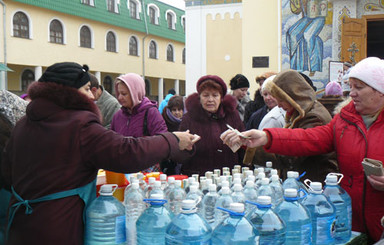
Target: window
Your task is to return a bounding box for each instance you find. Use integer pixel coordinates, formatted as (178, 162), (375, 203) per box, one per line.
(106, 31), (116, 52)
(21, 69), (34, 91)
(149, 40), (157, 59)
(182, 48), (186, 64)
(167, 44), (174, 62)
(181, 16), (186, 32)
(130, 1), (137, 19)
(166, 10), (176, 30)
(103, 76), (113, 94)
(13, 12), (29, 39)
(81, 0), (94, 6)
(107, 0), (116, 12)
(49, 20), (63, 44)
(149, 7), (156, 25)
(80, 26), (91, 48)
(129, 36), (138, 56)
(167, 13), (173, 29)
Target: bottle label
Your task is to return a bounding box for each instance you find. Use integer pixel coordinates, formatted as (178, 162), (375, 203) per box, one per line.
(115, 215), (126, 243)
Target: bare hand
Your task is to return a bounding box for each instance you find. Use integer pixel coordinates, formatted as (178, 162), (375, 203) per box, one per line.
(221, 129), (269, 148)
(173, 130), (195, 151)
(367, 175), (384, 191)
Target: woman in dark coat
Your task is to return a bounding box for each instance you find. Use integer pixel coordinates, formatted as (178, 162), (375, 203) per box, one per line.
(0, 62), (195, 245)
(179, 75), (245, 176)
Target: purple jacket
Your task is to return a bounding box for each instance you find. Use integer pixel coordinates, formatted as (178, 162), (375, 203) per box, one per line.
(111, 97), (167, 137)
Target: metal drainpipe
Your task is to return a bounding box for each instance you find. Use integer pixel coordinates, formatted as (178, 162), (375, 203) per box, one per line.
(141, 0), (149, 81)
(0, 0), (7, 90)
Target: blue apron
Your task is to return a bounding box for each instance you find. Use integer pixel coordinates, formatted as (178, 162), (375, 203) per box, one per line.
(6, 179), (96, 242)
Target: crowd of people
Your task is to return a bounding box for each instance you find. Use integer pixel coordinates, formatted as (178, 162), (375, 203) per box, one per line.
(1, 57), (384, 244)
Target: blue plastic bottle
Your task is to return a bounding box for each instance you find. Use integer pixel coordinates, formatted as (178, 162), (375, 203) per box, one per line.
(84, 184), (126, 245)
(136, 194), (172, 245)
(302, 181), (336, 245)
(165, 199), (212, 244)
(212, 203), (256, 244)
(247, 196), (286, 245)
(323, 173), (352, 244)
(274, 188), (312, 245)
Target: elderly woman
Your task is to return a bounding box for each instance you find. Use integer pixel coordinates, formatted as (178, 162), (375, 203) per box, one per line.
(179, 75), (245, 176)
(222, 57), (384, 242)
(229, 74), (251, 122)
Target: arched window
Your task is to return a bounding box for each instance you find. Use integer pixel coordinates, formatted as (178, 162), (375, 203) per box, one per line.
(107, 0), (118, 13)
(130, 1), (137, 19)
(182, 48), (186, 64)
(167, 13), (173, 29)
(49, 19), (63, 44)
(129, 36), (138, 56)
(167, 44), (174, 62)
(103, 76), (113, 94)
(149, 40), (157, 59)
(166, 10), (176, 30)
(21, 69), (34, 91)
(181, 16), (186, 32)
(149, 7), (156, 25)
(13, 12), (29, 38)
(106, 31), (116, 52)
(80, 26), (91, 48)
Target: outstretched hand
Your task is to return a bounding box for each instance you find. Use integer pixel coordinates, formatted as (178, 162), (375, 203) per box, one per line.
(173, 130), (197, 151)
(221, 129), (269, 148)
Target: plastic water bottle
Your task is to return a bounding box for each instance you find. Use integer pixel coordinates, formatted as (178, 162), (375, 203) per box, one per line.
(257, 178), (274, 206)
(283, 171), (300, 191)
(323, 174), (352, 244)
(269, 174), (284, 206)
(218, 180), (231, 195)
(243, 180), (258, 215)
(166, 180), (186, 215)
(84, 184), (126, 245)
(201, 183), (220, 228)
(136, 194), (172, 245)
(160, 174), (168, 190)
(231, 178), (242, 191)
(124, 182), (145, 245)
(274, 188), (312, 245)
(164, 177), (176, 197)
(302, 181), (336, 245)
(231, 184), (246, 204)
(144, 177), (156, 198)
(247, 196), (286, 245)
(137, 173), (147, 193)
(184, 177), (196, 193)
(165, 199), (212, 244)
(214, 186), (233, 228)
(255, 172), (266, 189)
(212, 203), (256, 244)
(264, 161), (273, 178)
(186, 185), (204, 213)
(148, 181), (164, 198)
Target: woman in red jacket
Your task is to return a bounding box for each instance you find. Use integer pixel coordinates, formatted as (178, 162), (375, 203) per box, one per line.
(222, 57), (384, 242)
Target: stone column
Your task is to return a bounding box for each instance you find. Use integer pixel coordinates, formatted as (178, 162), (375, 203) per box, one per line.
(174, 79), (180, 95)
(158, 77), (164, 104)
(35, 66), (42, 81)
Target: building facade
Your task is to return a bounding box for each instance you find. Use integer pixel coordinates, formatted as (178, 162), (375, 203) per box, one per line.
(0, 0), (186, 102)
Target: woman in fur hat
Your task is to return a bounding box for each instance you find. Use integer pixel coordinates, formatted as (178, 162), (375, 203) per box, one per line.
(179, 75), (245, 176)
(223, 57), (384, 242)
(0, 62), (195, 245)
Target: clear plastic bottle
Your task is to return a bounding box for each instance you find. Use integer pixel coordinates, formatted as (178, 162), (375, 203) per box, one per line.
(160, 174), (168, 190)
(323, 174), (352, 244)
(231, 184), (246, 204)
(231, 178), (242, 192)
(185, 185), (204, 213)
(165, 200), (212, 244)
(200, 183), (220, 228)
(124, 182), (145, 245)
(269, 174), (284, 207)
(247, 196), (286, 245)
(274, 188), (312, 245)
(212, 203), (256, 244)
(164, 177), (176, 198)
(243, 180), (258, 215)
(264, 161), (273, 178)
(166, 180), (186, 215)
(184, 177), (196, 194)
(218, 180), (231, 195)
(144, 177), (156, 198)
(214, 186), (234, 228)
(302, 181), (336, 245)
(137, 173), (147, 193)
(255, 172), (266, 190)
(136, 194), (172, 245)
(148, 181), (164, 198)
(282, 171), (300, 191)
(84, 184), (126, 245)
(257, 178), (274, 206)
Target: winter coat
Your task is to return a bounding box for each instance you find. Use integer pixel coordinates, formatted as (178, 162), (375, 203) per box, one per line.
(111, 97), (167, 137)
(179, 93), (245, 176)
(258, 106), (286, 130)
(244, 89), (265, 124)
(246, 105), (269, 130)
(264, 100), (384, 242)
(95, 86), (121, 129)
(234, 94), (251, 122)
(162, 107), (182, 133)
(159, 93), (174, 114)
(0, 90), (28, 126)
(0, 82), (183, 245)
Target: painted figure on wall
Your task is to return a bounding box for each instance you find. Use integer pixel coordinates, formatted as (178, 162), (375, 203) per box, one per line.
(287, 0), (328, 75)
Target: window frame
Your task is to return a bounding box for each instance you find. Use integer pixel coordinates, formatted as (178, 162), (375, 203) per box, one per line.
(49, 19), (64, 44)
(106, 31), (117, 52)
(147, 4), (159, 25)
(12, 11), (30, 39)
(149, 40), (157, 59)
(129, 36), (139, 56)
(79, 25), (92, 48)
(166, 44), (174, 62)
(21, 69), (35, 91)
(165, 10), (177, 30)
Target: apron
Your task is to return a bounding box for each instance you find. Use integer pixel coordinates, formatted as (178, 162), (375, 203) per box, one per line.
(6, 179), (96, 242)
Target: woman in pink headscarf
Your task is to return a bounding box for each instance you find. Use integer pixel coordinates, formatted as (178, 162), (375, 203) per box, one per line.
(111, 73), (168, 172)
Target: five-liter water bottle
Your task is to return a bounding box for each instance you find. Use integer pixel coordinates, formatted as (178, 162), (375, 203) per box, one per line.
(124, 182), (145, 245)
(84, 184), (126, 245)
(166, 180), (186, 215)
(323, 173), (352, 244)
(302, 181), (336, 245)
(247, 196), (286, 245)
(200, 183), (220, 228)
(136, 194), (172, 245)
(274, 188), (312, 245)
(243, 180), (258, 215)
(214, 186), (234, 228)
(165, 199), (212, 244)
(211, 203), (256, 244)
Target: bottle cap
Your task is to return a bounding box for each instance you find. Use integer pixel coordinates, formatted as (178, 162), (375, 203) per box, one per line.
(257, 172), (266, 179)
(149, 193), (164, 199)
(99, 184), (117, 196)
(233, 178), (241, 185)
(131, 182), (139, 189)
(188, 177), (195, 183)
(261, 178), (269, 185)
(271, 169), (278, 176)
(199, 176), (207, 182)
(233, 173), (241, 180)
(293, 171), (299, 178)
(168, 177), (175, 184)
(234, 184), (242, 191)
(248, 175), (256, 182)
(257, 195), (271, 205)
(206, 178), (213, 185)
(182, 199), (196, 209)
(310, 182), (323, 191)
(148, 177), (156, 184)
(214, 169), (221, 176)
(160, 174), (167, 181)
(258, 167), (265, 173)
(209, 184), (217, 192)
(284, 188), (297, 197)
(246, 180), (254, 187)
(221, 180), (229, 188)
(325, 174), (338, 185)
(175, 180), (182, 187)
(230, 203), (244, 212)
(221, 186), (230, 194)
(154, 181), (161, 187)
(271, 175), (279, 182)
(266, 161), (273, 168)
(192, 174), (199, 182)
(287, 171), (295, 178)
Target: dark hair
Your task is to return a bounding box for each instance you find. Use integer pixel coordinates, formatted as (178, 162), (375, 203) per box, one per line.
(89, 73), (99, 89)
(167, 95), (184, 110)
(299, 72), (317, 91)
(168, 88), (176, 95)
(198, 80), (224, 96)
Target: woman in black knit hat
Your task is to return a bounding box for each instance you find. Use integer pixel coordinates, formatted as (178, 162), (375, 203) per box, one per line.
(1, 62), (195, 245)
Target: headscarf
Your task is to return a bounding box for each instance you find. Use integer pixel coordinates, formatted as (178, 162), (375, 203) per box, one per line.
(115, 73), (146, 109)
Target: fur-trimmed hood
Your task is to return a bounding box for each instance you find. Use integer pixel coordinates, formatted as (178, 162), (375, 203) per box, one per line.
(27, 81), (101, 122)
(264, 70), (316, 128)
(184, 92), (238, 121)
